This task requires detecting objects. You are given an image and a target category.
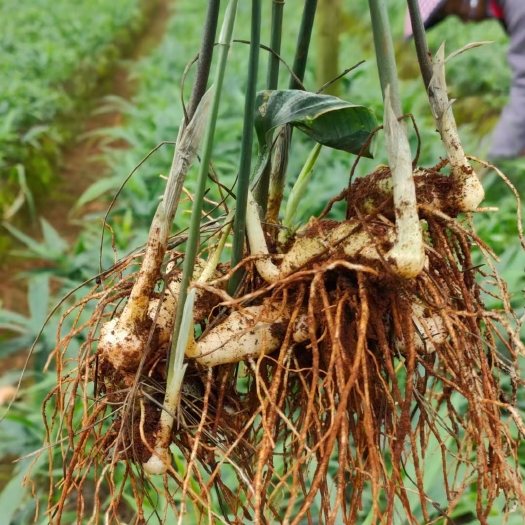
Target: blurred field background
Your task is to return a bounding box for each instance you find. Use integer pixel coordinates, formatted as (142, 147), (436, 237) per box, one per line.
(0, 0), (523, 523)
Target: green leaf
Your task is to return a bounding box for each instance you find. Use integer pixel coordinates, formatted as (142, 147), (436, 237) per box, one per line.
(0, 310), (30, 328)
(0, 335), (36, 358)
(3, 413), (41, 434)
(0, 466), (26, 522)
(28, 274), (49, 329)
(251, 89), (378, 187)
(0, 370), (29, 387)
(0, 109), (19, 140)
(74, 176), (123, 211)
(0, 323), (27, 334)
(40, 218), (67, 255)
(22, 124), (50, 146)
(255, 90), (377, 155)
(1, 222), (48, 257)
(15, 164), (35, 221)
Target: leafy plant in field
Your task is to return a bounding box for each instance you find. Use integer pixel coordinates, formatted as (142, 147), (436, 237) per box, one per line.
(82, 0), (514, 234)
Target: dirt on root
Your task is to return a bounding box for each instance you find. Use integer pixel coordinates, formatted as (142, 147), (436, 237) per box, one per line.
(346, 165), (457, 220)
(56, 211), (525, 522)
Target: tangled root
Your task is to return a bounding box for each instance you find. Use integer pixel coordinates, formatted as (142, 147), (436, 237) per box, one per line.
(35, 164), (525, 525)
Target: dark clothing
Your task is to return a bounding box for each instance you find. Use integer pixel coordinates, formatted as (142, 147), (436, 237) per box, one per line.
(488, 0), (525, 158)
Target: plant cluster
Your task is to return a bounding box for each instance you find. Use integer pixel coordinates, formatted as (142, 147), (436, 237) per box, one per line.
(25, 1), (525, 524)
(1, 0), (525, 524)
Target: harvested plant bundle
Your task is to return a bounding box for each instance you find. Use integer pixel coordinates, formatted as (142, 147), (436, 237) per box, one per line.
(38, 137), (525, 525)
(39, 158), (525, 524)
(28, 1), (525, 524)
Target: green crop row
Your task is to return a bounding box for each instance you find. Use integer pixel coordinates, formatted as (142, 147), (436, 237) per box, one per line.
(0, 0), (150, 222)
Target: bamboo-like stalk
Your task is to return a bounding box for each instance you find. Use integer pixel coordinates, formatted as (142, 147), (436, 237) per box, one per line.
(229, 0), (262, 295)
(368, 0), (402, 118)
(143, 289), (195, 475)
(288, 0), (318, 90)
(121, 92), (212, 330)
(160, 1), (219, 242)
(260, 0), (286, 223)
(367, 0), (424, 278)
(169, 0), (239, 379)
(267, 0), (285, 90)
(406, 0), (484, 212)
(316, 0), (341, 96)
(406, 0), (434, 92)
(187, 0), (221, 121)
(117, 0), (221, 335)
(430, 45), (484, 211)
(143, 208), (233, 476)
(152, 0), (218, 250)
(98, 92), (211, 372)
(102, 1), (221, 379)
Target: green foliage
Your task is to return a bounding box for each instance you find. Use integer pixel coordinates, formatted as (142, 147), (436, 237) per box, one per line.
(252, 89), (378, 189)
(0, 274), (51, 360)
(0, 0), (145, 219)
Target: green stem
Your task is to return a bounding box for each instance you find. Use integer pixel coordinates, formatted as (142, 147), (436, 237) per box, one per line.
(283, 142), (322, 229)
(169, 0), (238, 378)
(367, 0), (402, 117)
(279, 142), (322, 243)
(257, 0), (317, 214)
(228, 0), (261, 296)
(289, 0), (318, 90)
(406, 0), (434, 92)
(187, 0), (221, 121)
(316, 0), (341, 96)
(367, 0), (425, 279)
(266, 125), (291, 223)
(267, 0), (285, 90)
(199, 210), (234, 285)
(253, 0), (285, 216)
(261, 0), (286, 222)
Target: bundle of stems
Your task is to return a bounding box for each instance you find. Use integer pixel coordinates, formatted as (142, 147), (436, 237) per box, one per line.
(33, 0), (525, 523)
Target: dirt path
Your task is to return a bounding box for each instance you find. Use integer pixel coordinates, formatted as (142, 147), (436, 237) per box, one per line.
(46, 0), (172, 241)
(0, 0), (170, 317)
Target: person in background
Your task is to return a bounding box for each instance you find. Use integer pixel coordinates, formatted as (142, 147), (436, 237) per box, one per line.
(405, 0), (525, 160)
